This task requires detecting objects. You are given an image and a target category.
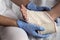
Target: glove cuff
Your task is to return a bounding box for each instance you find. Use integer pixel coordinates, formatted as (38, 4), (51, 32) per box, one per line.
(17, 20), (24, 28)
(17, 20), (28, 28)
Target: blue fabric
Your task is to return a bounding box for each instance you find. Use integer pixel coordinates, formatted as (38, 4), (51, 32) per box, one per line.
(17, 20), (49, 38)
(27, 2), (51, 11)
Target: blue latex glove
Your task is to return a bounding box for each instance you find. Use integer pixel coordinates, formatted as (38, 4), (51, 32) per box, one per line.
(27, 2), (51, 11)
(36, 6), (51, 11)
(27, 2), (37, 11)
(17, 20), (49, 38)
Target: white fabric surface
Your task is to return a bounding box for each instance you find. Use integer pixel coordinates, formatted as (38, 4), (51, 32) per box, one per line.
(0, 27), (29, 40)
(0, 0), (23, 20)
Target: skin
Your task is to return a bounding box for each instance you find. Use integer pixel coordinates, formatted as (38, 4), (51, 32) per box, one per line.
(0, 15), (17, 26)
(48, 3), (60, 21)
(11, 0), (29, 6)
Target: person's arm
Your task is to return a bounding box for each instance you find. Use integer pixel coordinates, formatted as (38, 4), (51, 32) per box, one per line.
(0, 15), (18, 27)
(11, 0), (29, 6)
(48, 3), (60, 20)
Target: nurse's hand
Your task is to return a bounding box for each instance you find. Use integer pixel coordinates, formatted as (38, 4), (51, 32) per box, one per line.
(17, 20), (49, 38)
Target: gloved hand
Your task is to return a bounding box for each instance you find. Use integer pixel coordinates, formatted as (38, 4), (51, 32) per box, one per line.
(27, 2), (51, 11)
(36, 6), (51, 11)
(17, 20), (49, 38)
(27, 2), (37, 11)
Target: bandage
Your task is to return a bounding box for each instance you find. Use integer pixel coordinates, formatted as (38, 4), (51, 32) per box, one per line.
(26, 9), (57, 34)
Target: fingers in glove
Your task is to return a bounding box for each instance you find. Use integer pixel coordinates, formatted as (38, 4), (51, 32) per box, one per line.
(32, 31), (49, 38)
(35, 26), (45, 31)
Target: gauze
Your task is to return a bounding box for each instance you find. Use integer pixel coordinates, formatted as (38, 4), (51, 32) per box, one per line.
(26, 9), (57, 34)
(30, 0), (57, 9)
